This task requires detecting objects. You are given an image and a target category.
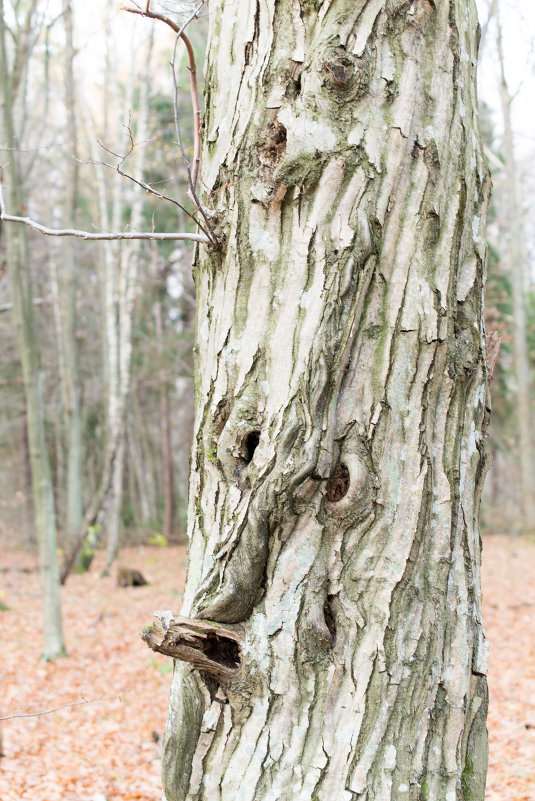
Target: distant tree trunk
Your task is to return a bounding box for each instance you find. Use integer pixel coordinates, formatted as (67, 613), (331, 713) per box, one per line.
(494, 0), (535, 535)
(160, 2), (491, 800)
(160, 388), (175, 539)
(131, 383), (159, 520)
(104, 27), (154, 565)
(61, 0), (84, 545)
(126, 413), (154, 523)
(153, 255), (175, 540)
(0, 0), (65, 660)
(20, 408), (36, 548)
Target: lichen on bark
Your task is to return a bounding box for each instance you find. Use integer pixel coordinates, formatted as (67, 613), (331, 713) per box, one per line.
(162, 1), (491, 799)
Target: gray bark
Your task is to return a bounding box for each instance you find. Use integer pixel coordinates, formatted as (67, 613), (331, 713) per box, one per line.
(161, 1), (491, 800)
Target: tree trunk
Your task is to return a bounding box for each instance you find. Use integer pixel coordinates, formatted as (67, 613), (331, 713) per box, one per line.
(160, 1), (492, 799)
(0, 0), (65, 660)
(493, 0), (535, 535)
(61, 0), (84, 544)
(105, 27), (154, 566)
(153, 257), (175, 540)
(126, 411), (154, 523)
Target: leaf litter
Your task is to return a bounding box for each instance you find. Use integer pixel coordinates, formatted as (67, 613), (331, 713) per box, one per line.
(0, 536), (533, 800)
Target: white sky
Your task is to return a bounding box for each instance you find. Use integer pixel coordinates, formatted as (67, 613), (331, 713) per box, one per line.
(70, 0), (535, 152)
(476, 0), (535, 158)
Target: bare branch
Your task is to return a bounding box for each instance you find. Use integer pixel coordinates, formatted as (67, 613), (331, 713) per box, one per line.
(0, 695), (111, 722)
(94, 134), (215, 242)
(0, 181), (210, 244)
(123, 1), (217, 244)
(0, 213), (209, 243)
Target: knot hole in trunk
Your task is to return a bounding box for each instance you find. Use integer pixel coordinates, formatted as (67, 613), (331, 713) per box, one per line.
(326, 463), (350, 501)
(243, 430), (260, 464)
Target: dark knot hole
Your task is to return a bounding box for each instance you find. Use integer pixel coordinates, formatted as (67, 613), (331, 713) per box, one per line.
(202, 633), (241, 671)
(244, 430), (260, 464)
(326, 463), (350, 502)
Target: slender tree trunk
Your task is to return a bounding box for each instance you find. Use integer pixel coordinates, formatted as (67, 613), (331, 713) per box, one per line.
(161, 2), (491, 800)
(20, 408), (36, 548)
(130, 385), (159, 520)
(153, 255), (175, 539)
(126, 414), (153, 522)
(494, 0), (535, 535)
(0, 0), (65, 660)
(160, 387), (175, 539)
(105, 435), (125, 563)
(105, 28), (153, 566)
(61, 0), (84, 544)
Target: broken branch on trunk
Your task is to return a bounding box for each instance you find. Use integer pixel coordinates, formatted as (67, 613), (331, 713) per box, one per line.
(141, 612), (242, 680)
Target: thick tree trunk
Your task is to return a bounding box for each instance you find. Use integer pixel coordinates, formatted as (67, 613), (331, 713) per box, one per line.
(162, 1), (491, 800)
(0, 0), (65, 660)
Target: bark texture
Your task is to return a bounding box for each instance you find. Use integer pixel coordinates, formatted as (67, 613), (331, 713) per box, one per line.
(163, 1), (491, 799)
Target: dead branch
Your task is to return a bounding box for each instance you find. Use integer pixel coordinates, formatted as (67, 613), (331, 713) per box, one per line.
(141, 612), (242, 680)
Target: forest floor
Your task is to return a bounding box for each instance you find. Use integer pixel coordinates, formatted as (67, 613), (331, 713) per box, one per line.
(0, 535), (534, 801)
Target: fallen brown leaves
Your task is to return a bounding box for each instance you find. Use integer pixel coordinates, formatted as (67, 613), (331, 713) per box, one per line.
(0, 546), (187, 801)
(0, 536), (533, 800)
(483, 535), (535, 801)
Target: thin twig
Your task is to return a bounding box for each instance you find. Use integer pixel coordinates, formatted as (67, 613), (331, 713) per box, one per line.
(0, 181), (209, 244)
(0, 213), (209, 243)
(0, 695), (112, 722)
(123, 2), (202, 189)
(123, 1), (217, 245)
(94, 133), (213, 241)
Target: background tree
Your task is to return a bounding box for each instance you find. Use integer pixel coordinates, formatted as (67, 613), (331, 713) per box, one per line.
(0, 0), (65, 660)
(492, 0), (534, 533)
(476, 0), (535, 536)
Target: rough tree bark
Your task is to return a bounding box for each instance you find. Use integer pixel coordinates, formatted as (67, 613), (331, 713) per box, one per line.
(158, 1), (491, 799)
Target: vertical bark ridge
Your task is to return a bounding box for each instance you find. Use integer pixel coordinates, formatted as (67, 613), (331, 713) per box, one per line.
(163, 1), (491, 799)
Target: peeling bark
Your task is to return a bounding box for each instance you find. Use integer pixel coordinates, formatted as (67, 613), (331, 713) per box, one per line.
(162, 1), (491, 799)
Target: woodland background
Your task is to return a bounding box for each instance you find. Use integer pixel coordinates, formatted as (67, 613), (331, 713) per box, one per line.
(1, 0), (535, 799)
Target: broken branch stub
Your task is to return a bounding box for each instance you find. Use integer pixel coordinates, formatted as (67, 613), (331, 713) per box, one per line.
(141, 612), (242, 680)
